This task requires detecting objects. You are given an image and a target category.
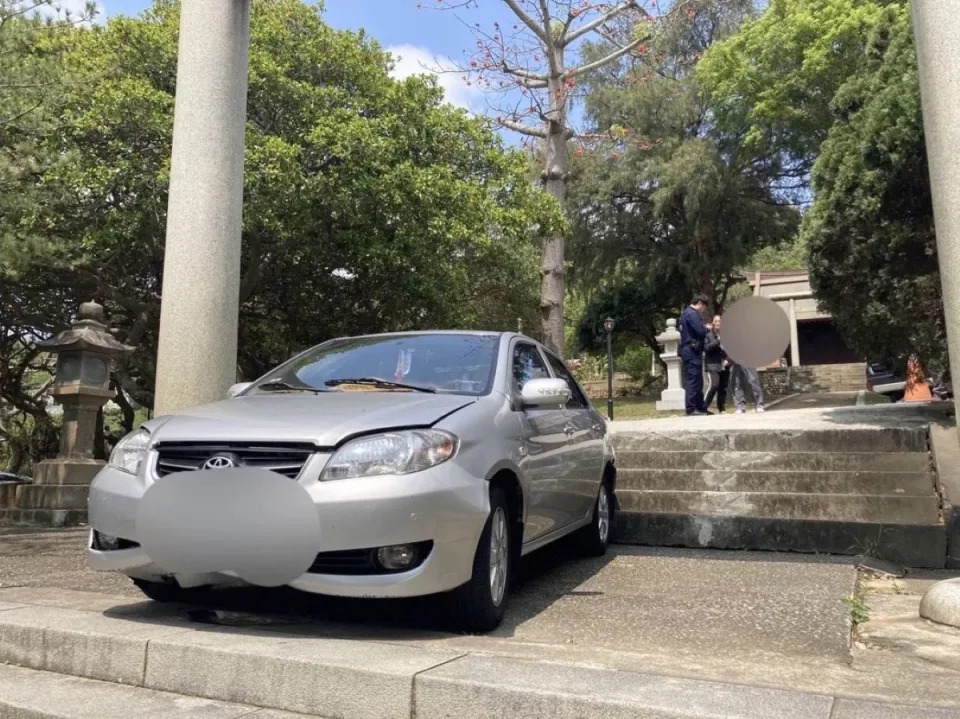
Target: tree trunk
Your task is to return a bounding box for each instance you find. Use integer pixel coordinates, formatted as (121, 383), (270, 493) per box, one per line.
(541, 52), (568, 357)
(5, 442), (23, 474)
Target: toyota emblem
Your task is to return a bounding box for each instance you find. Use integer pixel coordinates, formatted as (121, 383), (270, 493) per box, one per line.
(202, 455), (237, 470)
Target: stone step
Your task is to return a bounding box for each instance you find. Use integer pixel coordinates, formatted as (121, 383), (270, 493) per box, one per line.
(0, 663), (313, 718)
(616, 450), (931, 473)
(0, 508), (87, 527)
(616, 489), (941, 525)
(0, 589), (955, 718)
(612, 427), (928, 453)
(618, 468), (935, 496)
(14, 483), (89, 510)
(0, 598), (462, 719)
(613, 511), (947, 569)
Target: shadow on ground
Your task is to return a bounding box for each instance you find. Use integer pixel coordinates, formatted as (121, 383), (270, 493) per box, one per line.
(102, 536), (615, 640)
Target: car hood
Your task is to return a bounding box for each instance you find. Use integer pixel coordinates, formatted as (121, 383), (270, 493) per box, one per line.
(145, 392), (477, 448)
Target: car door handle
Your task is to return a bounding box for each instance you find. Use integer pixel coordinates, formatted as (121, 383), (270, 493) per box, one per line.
(563, 424), (576, 435)
(591, 423), (603, 432)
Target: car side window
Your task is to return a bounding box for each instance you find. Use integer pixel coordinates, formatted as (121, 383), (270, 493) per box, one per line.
(512, 343), (550, 393)
(544, 352), (588, 409)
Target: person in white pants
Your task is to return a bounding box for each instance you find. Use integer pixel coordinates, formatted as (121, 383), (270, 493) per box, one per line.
(730, 364), (765, 413)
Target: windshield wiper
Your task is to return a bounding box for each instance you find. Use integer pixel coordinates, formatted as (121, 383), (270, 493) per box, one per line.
(325, 377), (437, 393)
(256, 379), (328, 393)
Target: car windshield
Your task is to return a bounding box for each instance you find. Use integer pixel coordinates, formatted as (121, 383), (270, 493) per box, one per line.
(251, 333), (500, 396)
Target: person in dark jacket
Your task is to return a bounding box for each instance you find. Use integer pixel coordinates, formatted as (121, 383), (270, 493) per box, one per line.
(703, 314), (729, 413)
(679, 293), (711, 415)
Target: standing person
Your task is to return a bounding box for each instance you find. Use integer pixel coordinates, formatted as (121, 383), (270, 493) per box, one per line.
(731, 363), (766, 413)
(703, 314), (729, 413)
(679, 294), (711, 416)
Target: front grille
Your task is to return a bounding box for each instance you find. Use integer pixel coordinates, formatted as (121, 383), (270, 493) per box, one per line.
(154, 442), (315, 479)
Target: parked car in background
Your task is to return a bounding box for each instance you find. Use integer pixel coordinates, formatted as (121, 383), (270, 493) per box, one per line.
(866, 361), (906, 402)
(0, 471), (30, 485)
(866, 360), (952, 401)
(87, 331), (617, 632)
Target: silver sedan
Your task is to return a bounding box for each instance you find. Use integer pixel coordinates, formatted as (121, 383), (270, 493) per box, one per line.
(88, 331), (617, 631)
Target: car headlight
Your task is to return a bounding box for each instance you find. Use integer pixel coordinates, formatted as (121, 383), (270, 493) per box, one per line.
(108, 428), (150, 475)
(321, 429), (458, 480)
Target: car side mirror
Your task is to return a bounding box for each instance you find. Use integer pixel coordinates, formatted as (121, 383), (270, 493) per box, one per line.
(521, 378), (572, 408)
(228, 382), (252, 398)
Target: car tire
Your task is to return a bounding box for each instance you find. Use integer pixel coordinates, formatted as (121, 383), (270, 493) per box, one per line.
(576, 478), (613, 557)
(132, 578), (209, 604)
(451, 485), (511, 633)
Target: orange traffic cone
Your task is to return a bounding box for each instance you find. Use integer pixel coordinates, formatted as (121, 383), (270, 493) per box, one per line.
(904, 355), (933, 402)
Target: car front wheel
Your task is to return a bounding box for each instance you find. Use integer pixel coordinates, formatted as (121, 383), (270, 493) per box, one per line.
(451, 485), (511, 632)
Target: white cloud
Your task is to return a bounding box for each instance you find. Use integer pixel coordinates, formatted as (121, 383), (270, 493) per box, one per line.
(386, 44), (483, 111)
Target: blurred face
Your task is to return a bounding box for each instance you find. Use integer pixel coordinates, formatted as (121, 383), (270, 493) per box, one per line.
(713, 315), (722, 331)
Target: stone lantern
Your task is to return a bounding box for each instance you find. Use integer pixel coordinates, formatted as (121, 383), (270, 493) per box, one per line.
(655, 318), (686, 411)
(10, 301), (133, 526)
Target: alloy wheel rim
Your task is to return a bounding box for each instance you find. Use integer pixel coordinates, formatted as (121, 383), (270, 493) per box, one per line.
(489, 507), (508, 607)
(598, 486), (610, 543)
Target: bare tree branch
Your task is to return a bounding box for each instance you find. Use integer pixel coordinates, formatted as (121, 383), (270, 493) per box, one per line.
(503, 0), (549, 44)
(561, 0), (637, 46)
(566, 34), (649, 79)
(500, 118), (547, 138)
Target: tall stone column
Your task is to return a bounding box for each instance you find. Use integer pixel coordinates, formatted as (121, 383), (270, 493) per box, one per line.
(788, 298), (800, 368)
(154, 0), (251, 415)
(912, 3), (960, 424)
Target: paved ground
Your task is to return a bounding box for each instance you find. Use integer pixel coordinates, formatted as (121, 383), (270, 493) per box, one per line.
(3, 527), (960, 708)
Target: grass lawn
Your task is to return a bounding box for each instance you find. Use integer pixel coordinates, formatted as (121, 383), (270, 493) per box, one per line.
(591, 397), (683, 421)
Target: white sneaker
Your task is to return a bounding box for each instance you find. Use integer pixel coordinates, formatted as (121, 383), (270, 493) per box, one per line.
(756, 407), (765, 413)
(735, 409), (745, 415)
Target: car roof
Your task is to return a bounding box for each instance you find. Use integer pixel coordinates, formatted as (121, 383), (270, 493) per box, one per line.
(326, 330), (508, 342)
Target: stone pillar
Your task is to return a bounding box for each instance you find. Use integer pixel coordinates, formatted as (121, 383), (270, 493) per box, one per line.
(154, 0), (251, 416)
(5, 302), (133, 527)
(655, 319), (686, 411)
(912, 3), (960, 430)
(788, 298), (800, 368)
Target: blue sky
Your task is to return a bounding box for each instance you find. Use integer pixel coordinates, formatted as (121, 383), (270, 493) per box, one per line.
(92, 0), (508, 112)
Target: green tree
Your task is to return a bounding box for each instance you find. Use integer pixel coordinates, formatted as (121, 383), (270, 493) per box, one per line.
(701, 0), (943, 369)
(698, 0), (901, 187)
(801, 6), (943, 368)
(0, 1), (96, 472)
(1, 0), (560, 456)
(567, 0), (798, 354)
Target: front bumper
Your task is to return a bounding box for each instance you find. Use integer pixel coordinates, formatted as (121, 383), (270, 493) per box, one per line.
(87, 460), (490, 598)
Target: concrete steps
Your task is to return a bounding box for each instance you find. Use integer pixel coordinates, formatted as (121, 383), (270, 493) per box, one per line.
(611, 424), (946, 568)
(619, 468), (934, 495)
(0, 664), (310, 718)
(1, 588), (950, 719)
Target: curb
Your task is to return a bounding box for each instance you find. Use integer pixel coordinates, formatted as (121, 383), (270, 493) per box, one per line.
(0, 597), (958, 718)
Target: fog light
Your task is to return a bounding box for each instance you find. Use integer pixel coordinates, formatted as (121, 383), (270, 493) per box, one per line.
(376, 544), (417, 571)
(94, 531), (119, 551)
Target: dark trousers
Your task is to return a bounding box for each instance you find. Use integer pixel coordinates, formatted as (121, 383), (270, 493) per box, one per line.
(683, 359), (706, 414)
(704, 367), (729, 412)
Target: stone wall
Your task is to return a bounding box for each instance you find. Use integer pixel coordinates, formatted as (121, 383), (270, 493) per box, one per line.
(759, 363), (866, 395)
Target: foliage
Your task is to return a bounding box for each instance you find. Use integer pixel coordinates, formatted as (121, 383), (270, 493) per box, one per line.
(617, 346), (654, 382)
(0, 1), (95, 472)
(567, 0), (799, 352)
(746, 239), (808, 271)
(802, 5), (944, 369)
(701, 0), (942, 370)
(0, 0), (561, 469)
(698, 0), (901, 188)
